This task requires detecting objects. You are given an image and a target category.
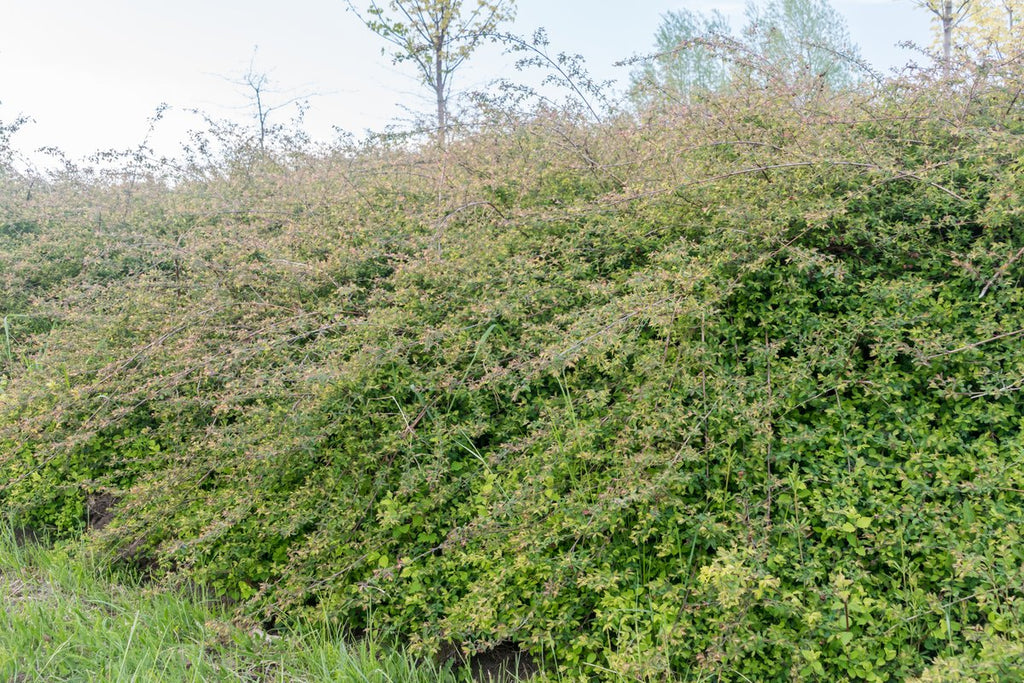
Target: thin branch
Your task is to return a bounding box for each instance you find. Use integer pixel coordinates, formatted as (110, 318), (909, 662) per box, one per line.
(979, 245), (1024, 298)
(924, 327), (1024, 360)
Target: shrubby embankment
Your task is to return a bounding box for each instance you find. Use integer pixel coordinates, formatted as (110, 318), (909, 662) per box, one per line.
(2, 60), (1024, 680)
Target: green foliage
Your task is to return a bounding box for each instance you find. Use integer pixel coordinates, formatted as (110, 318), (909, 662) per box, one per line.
(0, 526), (477, 682)
(629, 8), (733, 105)
(348, 0), (517, 138)
(630, 0), (864, 105)
(3, 56), (1024, 681)
(743, 0), (863, 87)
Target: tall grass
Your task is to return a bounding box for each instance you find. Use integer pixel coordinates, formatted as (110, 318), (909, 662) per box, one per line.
(0, 524), (480, 682)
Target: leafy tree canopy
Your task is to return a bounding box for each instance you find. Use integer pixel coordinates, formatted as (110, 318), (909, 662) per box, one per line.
(631, 0), (862, 105)
(914, 0), (1024, 62)
(348, 0), (516, 142)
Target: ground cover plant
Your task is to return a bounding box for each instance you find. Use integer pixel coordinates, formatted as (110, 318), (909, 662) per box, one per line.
(3, 49), (1024, 680)
(0, 525), (478, 682)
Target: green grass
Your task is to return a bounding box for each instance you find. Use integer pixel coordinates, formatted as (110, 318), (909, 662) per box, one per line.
(0, 525), (478, 682)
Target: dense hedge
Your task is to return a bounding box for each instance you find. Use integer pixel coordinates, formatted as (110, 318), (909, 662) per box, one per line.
(3, 62), (1024, 680)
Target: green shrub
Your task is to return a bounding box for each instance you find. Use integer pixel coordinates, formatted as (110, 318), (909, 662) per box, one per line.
(3, 59), (1024, 680)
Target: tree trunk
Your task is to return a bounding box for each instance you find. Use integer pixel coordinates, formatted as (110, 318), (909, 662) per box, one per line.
(435, 44), (447, 146)
(943, 0), (953, 67)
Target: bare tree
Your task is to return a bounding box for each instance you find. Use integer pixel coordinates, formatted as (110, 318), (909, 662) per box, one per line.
(0, 104), (30, 175)
(235, 51), (315, 153)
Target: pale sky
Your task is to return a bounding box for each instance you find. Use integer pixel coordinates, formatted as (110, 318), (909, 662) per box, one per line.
(0, 0), (933, 166)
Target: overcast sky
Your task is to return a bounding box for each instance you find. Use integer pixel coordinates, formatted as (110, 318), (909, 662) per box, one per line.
(1, 0), (933, 165)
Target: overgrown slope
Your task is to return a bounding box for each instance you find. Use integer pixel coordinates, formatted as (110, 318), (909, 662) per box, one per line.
(3, 63), (1024, 681)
